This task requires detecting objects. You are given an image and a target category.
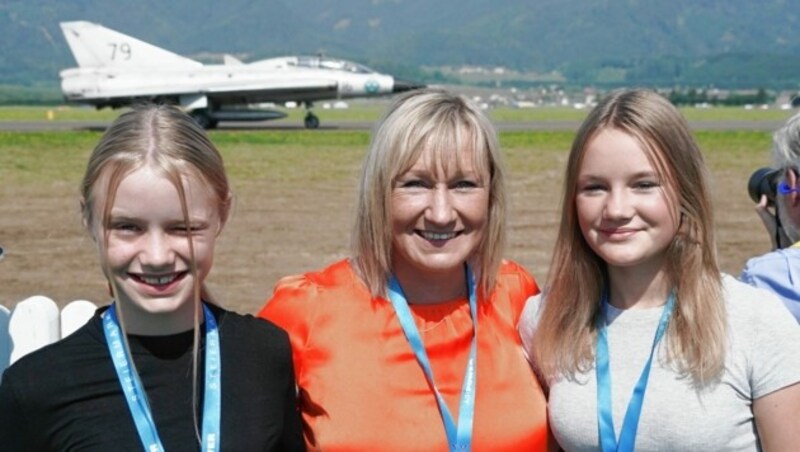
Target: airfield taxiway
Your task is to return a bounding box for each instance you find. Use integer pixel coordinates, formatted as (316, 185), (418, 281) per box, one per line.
(0, 119), (789, 132)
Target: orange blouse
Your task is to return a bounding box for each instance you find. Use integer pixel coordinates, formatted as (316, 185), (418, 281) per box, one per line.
(259, 259), (550, 451)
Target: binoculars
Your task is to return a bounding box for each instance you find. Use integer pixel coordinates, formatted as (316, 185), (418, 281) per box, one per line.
(748, 167), (781, 206)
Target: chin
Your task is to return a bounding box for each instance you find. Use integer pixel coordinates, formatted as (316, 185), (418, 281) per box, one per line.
(420, 254), (467, 268)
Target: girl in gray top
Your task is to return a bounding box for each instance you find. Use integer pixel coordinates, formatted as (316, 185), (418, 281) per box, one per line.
(520, 89), (800, 451)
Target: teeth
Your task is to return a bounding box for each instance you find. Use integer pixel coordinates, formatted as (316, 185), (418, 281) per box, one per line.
(141, 274), (176, 285)
(421, 231), (456, 240)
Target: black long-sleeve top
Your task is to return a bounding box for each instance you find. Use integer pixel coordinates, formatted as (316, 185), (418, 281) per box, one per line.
(0, 304), (305, 451)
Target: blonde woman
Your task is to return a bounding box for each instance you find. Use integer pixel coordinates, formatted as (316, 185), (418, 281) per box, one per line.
(0, 104), (304, 451)
(521, 89), (800, 451)
(260, 89), (551, 451)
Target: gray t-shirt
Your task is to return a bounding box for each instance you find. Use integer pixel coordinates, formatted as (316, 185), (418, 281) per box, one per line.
(519, 275), (800, 451)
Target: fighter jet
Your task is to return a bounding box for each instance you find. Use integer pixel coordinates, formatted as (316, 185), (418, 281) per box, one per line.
(58, 21), (424, 129)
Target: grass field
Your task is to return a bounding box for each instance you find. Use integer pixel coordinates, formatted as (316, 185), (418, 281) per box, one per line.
(0, 108), (785, 314)
(0, 104), (794, 123)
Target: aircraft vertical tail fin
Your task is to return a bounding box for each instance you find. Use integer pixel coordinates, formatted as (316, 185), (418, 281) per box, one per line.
(223, 54), (244, 65)
(59, 21), (202, 69)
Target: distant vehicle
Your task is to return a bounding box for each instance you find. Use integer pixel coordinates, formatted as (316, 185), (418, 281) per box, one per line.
(58, 21), (425, 129)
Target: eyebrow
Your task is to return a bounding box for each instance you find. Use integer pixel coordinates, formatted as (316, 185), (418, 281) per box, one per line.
(578, 170), (659, 180)
(105, 213), (137, 222)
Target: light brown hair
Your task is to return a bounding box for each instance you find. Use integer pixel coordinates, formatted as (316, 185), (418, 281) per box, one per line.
(80, 103), (231, 441)
(532, 89), (726, 385)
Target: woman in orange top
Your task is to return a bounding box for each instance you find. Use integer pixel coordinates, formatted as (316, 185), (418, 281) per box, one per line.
(259, 88), (550, 451)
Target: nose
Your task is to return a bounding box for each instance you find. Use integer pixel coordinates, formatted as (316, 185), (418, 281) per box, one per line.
(426, 186), (456, 225)
(392, 79), (426, 94)
(139, 231), (173, 267)
(604, 188), (633, 220)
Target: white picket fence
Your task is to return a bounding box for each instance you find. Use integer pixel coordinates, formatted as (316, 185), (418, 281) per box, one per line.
(0, 296), (97, 379)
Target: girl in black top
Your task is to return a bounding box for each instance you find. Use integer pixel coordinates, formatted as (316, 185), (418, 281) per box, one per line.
(0, 104), (304, 451)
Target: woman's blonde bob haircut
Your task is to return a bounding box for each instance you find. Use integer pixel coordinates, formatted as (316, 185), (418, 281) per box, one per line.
(351, 88), (507, 298)
(532, 89), (726, 385)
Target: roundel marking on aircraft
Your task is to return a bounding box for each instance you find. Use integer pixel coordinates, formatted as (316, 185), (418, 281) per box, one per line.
(365, 80), (380, 93)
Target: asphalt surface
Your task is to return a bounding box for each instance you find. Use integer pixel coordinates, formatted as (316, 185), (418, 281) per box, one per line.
(0, 119), (789, 132)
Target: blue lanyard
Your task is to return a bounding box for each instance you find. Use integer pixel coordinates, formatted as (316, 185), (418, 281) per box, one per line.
(596, 291), (675, 452)
(103, 303), (222, 452)
(387, 266), (478, 452)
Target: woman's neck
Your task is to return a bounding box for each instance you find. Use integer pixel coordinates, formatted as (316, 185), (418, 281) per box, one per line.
(607, 264), (671, 310)
(391, 264), (467, 305)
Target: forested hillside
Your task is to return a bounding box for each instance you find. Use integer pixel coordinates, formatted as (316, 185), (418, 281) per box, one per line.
(1, 0), (799, 91)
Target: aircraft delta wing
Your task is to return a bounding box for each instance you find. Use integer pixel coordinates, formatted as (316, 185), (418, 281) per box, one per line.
(58, 21), (424, 129)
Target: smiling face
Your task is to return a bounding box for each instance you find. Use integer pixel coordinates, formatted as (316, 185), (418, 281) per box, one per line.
(90, 164), (223, 333)
(390, 145), (490, 286)
(576, 128), (679, 274)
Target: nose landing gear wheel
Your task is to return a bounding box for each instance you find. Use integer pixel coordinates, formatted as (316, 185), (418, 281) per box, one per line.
(189, 110), (217, 129)
(304, 113), (320, 129)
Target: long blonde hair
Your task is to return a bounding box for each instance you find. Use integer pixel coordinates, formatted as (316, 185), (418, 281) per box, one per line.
(351, 88), (507, 299)
(532, 89), (726, 385)
(80, 103), (231, 441)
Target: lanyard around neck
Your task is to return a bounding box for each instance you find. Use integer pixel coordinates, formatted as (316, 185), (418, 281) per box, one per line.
(387, 265), (478, 452)
(595, 291), (675, 452)
(103, 303), (222, 452)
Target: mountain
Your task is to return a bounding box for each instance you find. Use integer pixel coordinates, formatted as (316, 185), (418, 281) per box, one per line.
(1, 0), (799, 90)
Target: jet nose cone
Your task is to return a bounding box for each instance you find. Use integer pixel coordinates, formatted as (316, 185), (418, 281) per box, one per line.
(393, 79), (426, 93)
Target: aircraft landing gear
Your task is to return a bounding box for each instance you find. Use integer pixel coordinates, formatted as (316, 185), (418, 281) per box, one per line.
(304, 112), (320, 129)
(189, 109), (218, 130)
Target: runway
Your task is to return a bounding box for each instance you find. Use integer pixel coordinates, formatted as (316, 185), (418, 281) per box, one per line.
(0, 119), (788, 132)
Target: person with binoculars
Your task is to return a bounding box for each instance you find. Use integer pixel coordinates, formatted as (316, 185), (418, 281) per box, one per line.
(742, 110), (800, 322)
